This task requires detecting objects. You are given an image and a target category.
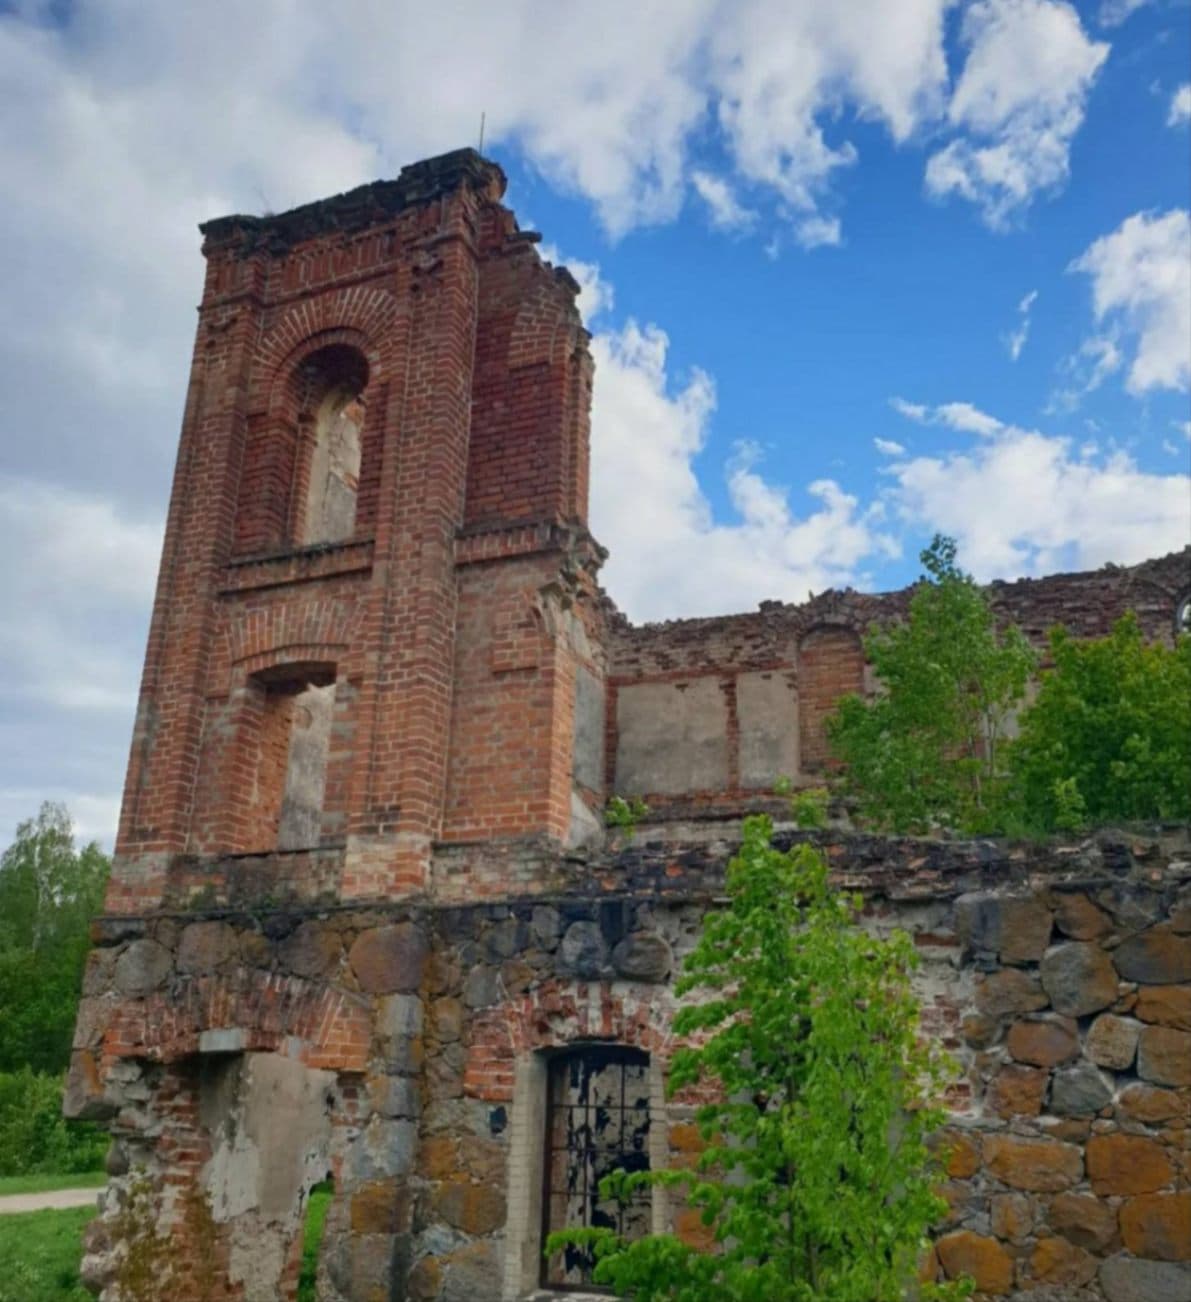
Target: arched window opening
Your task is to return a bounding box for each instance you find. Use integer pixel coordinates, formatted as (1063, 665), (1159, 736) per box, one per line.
(294, 344), (368, 547)
(541, 1044), (651, 1289)
(242, 666), (337, 853)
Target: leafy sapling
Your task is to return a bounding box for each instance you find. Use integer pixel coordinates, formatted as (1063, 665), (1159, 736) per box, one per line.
(605, 795), (650, 841)
(827, 535), (1034, 835)
(547, 813), (970, 1301)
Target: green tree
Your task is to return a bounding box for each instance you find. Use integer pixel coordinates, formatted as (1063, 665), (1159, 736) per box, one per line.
(827, 536), (1035, 834)
(0, 804), (109, 1074)
(548, 814), (967, 1302)
(1010, 613), (1191, 830)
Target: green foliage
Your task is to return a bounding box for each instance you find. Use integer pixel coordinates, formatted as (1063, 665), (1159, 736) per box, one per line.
(0, 803), (110, 1075)
(788, 786), (829, 830)
(0, 1205), (94, 1302)
(827, 536), (1035, 834)
(0, 1068), (108, 1176)
(548, 814), (968, 1301)
(606, 795), (650, 838)
(1010, 613), (1191, 830)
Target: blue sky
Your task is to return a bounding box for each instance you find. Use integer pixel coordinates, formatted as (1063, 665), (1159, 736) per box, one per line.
(0, 0), (1188, 847)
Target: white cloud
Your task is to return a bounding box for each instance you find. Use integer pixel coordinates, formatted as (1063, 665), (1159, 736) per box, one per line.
(883, 410), (1191, 578)
(539, 244), (614, 324)
(792, 215), (843, 249)
(690, 170), (757, 232)
(892, 398), (1005, 437)
(592, 344), (1189, 622)
(1070, 209), (1191, 394)
(1169, 84), (1191, 126)
(707, 0), (951, 239)
(1004, 288), (1038, 360)
(926, 0), (1109, 229)
(1049, 335), (1124, 411)
(1097, 0), (1151, 26)
(890, 396), (929, 422)
(0, 477), (159, 713)
(589, 321), (896, 619)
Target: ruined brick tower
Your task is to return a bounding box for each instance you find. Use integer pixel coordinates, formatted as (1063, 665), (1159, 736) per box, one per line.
(69, 151), (1191, 1302)
(110, 148), (606, 916)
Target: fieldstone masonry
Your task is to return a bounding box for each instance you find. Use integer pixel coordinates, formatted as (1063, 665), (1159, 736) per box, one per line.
(67, 148), (1191, 1300)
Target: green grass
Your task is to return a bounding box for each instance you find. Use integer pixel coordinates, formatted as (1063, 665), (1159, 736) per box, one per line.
(0, 1172), (105, 1197)
(0, 1206), (94, 1302)
(297, 1183), (333, 1302)
(0, 1177), (329, 1302)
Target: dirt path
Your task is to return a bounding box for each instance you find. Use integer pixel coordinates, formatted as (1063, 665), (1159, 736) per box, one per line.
(0, 1188), (101, 1215)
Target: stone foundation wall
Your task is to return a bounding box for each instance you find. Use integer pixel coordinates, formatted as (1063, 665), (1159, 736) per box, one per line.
(68, 826), (1190, 1301)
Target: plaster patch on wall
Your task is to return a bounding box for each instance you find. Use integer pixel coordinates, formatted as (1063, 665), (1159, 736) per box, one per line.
(614, 678), (729, 795)
(573, 665), (605, 794)
(201, 1052), (336, 1300)
(278, 681), (335, 850)
(736, 670), (798, 789)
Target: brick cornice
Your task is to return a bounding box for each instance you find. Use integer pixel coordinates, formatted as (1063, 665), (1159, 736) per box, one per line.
(201, 149), (506, 257)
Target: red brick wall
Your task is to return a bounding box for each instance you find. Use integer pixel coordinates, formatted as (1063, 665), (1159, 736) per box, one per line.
(107, 152), (598, 912)
(797, 625), (864, 771)
(466, 245), (589, 530)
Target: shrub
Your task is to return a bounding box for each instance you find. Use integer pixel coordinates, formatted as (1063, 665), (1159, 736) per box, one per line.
(1010, 612), (1191, 830)
(0, 1069), (107, 1176)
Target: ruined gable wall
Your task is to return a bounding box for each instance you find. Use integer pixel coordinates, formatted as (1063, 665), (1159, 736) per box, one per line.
(605, 550), (1191, 812)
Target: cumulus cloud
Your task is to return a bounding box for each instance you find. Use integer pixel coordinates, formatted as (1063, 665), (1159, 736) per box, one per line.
(1070, 209), (1191, 394)
(792, 215), (844, 250)
(706, 0), (949, 239)
(590, 326), (1187, 626)
(881, 406), (1191, 577)
(589, 321), (896, 620)
(926, 0), (1109, 229)
(1169, 84), (1191, 126)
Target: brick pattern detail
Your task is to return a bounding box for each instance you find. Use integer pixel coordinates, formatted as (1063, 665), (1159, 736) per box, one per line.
(97, 974), (370, 1071)
(797, 624), (864, 770)
(464, 979), (676, 1103)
